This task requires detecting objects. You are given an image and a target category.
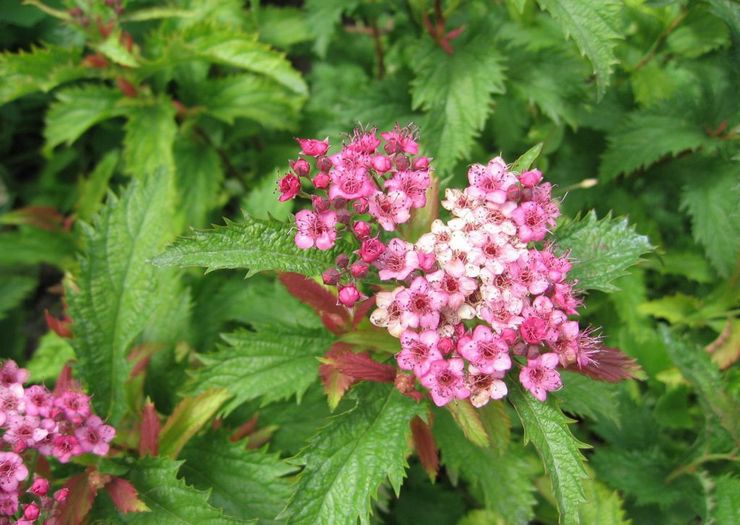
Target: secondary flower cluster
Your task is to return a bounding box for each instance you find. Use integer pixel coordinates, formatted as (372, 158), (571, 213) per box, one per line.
(281, 126), (627, 408)
(0, 361), (115, 520)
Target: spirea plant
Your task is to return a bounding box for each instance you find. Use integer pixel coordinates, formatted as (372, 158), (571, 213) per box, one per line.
(1, 0), (738, 524)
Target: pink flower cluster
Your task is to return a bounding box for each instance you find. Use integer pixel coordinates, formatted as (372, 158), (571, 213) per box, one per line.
(0, 361), (114, 520)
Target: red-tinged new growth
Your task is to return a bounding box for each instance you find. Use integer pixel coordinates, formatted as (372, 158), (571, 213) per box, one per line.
(0, 360), (116, 520)
(279, 125), (638, 408)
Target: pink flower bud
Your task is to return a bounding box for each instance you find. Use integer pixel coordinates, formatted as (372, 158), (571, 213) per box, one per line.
(413, 157), (430, 170)
(352, 221), (371, 239)
(360, 238), (385, 263)
(322, 268), (340, 285)
(313, 172), (330, 189)
(312, 196), (330, 212)
(350, 262), (369, 278)
(316, 155), (333, 172)
(506, 185), (522, 202)
(416, 250), (436, 272)
(438, 337), (454, 354)
(29, 477), (49, 497)
(394, 154), (410, 171)
(353, 198), (369, 214)
(519, 169), (542, 187)
(332, 197), (347, 209)
(335, 254), (349, 268)
(520, 316), (548, 344)
(278, 174), (301, 202)
(296, 137), (329, 157)
(338, 285), (361, 307)
(501, 328), (518, 345)
(291, 158), (311, 178)
(371, 155), (392, 173)
(336, 208), (352, 225)
(24, 504), (40, 520)
(54, 488), (70, 503)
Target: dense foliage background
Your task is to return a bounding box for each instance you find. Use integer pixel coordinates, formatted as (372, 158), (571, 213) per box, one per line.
(0, 0), (738, 523)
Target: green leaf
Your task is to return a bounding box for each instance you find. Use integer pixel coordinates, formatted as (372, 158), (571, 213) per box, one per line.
(305, 0), (360, 57)
(198, 74), (302, 129)
(660, 327), (739, 444)
(44, 85), (124, 154)
(159, 389), (231, 458)
(189, 325), (334, 413)
(411, 25), (506, 173)
(711, 475), (740, 524)
(66, 170), (176, 423)
(446, 400), (489, 448)
(509, 381), (589, 525)
(96, 30), (139, 67)
(125, 457), (245, 524)
(256, 6), (312, 49)
(180, 433), (297, 523)
(578, 479), (630, 525)
(173, 135), (224, 228)
(0, 45), (92, 105)
(509, 143), (544, 174)
(25, 331), (76, 382)
(666, 7), (730, 58)
(554, 371), (621, 425)
(600, 114), (715, 181)
(554, 211), (653, 292)
(76, 150), (120, 223)
(123, 100), (177, 176)
(434, 408), (537, 524)
(535, 0), (622, 98)
(0, 227), (75, 269)
(0, 273), (35, 321)
(680, 165), (740, 278)
(242, 173), (294, 223)
(152, 215), (342, 277)
(282, 383), (425, 525)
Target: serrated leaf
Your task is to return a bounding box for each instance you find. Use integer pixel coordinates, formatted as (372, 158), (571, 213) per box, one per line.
(509, 143), (544, 174)
(152, 215), (342, 277)
(66, 170), (176, 423)
(680, 165), (740, 278)
(578, 479), (630, 525)
(189, 325), (334, 413)
(0, 227), (75, 269)
(446, 399), (489, 448)
(305, 0), (360, 57)
(554, 371), (621, 425)
(242, 173), (294, 223)
(712, 475), (740, 524)
(257, 6), (312, 49)
(97, 30), (139, 67)
(536, 0), (621, 98)
(0, 45), (92, 105)
(660, 327), (739, 444)
(282, 383), (425, 525)
(180, 433), (297, 523)
(509, 381), (589, 525)
(554, 211), (653, 292)
(600, 114), (715, 180)
(173, 135), (224, 228)
(123, 100), (177, 176)
(435, 408), (537, 524)
(125, 457), (246, 524)
(44, 85), (124, 154)
(666, 7), (730, 58)
(76, 150), (120, 223)
(159, 389), (231, 458)
(25, 332), (75, 382)
(411, 25), (506, 173)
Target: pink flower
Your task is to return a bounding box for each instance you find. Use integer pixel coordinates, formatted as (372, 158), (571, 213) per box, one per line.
(55, 391), (91, 425)
(381, 126), (419, 155)
(24, 385), (52, 418)
(519, 169), (542, 187)
(467, 157), (516, 204)
(384, 170), (430, 208)
(467, 367), (507, 407)
(0, 452), (28, 492)
(0, 361), (28, 387)
(397, 330), (443, 377)
(519, 353), (562, 401)
(0, 491), (18, 517)
(511, 201), (555, 242)
(458, 325), (512, 373)
(28, 477), (49, 497)
(3, 414), (47, 449)
(0, 384), (25, 423)
(338, 285), (362, 308)
(368, 191), (412, 231)
(375, 239), (419, 281)
(52, 435), (81, 463)
(509, 256), (549, 296)
(426, 270), (477, 310)
(370, 287), (405, 337)
(359, 238), (385, 263)
(278, 174), (301, 202)
(348, 129), (381, 154)
(294, 209), (337, 250)
(296, 137), (329, 156)
(419, 358), (470, 407)
(329, 166), (376, 200)
(519, 316), (549, 345)
(396, 276), (448, 330)
(75, 416), (115, 456)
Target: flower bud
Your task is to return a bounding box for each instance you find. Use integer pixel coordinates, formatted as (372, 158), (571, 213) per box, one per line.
(29, 478), (49, 497)
(506, 185), (521, 202)
(332, 197), (347, 209)
(312, 195), (330, 212)
(316, 155), (333, 172)
(336, 208), (352, 225)
(296, 138), (329, 157)
(291, 158), (311, 178)
(384, 141), (400, 155)
(352, 221), (371, 239)
(313, 172), (330, 189)
(438, 337), (454, 354)
(519, 169), (542, 187)
(54, 488), (70, 503)
(394, 154), (410, 171)
(322, 268), (340, 285)
(416, 250), (436, 272)
(520, 187), (533, 202)
(338, 285), (361, 307)
(278, 174), (300, 202)
(335, 254), (350, 268)
(353, 198), (369, 214)
(371, 155), (392, 173)
(24, 504), (40, 520)
(359, 238), (385, 263)
(413, 157), (430, 170)
(350, 262), (369, 278)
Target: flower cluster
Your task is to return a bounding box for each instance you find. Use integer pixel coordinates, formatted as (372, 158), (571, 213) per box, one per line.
(0, 361), (115, 520)
(281, 127), (633, 408)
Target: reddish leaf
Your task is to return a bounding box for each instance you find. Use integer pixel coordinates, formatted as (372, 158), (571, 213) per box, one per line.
(320, 344), (396, 410)
(138, 401), (160, 457)
(319, 343), (356, 410)
(320, 312), (348, 336)
(569, 346), (641, 382)
(53, 364), (81, 395)
(105, 477), (149, 513)
(128, 343), (162, 378)
(411, 416), (439, 479)
(278, 272), (350, 332)
(230, 415), (259, 442)
(57, 469), (110, 525)
(352, 296), (376, 328)
(0, 206), (65, 231)
(45, 309), (73, 338)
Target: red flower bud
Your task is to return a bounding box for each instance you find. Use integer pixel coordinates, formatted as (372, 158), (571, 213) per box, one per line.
(352, 220), (371, 239)
(278, 174), (301, 202)
(296, 138), (329, 157)
(350, 262), (369, 278)
(313, 172), (330, 189)
(359, 238), (385, 263)
(322, 268), (340, 285)
(291, 158), (311, 178)
(338, 285), (361, 307)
